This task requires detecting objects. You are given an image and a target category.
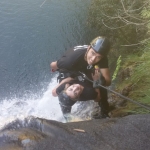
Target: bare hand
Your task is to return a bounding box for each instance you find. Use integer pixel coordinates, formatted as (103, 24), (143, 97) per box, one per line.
(92, 69), (101, 81)
(50, 61), (58, 72)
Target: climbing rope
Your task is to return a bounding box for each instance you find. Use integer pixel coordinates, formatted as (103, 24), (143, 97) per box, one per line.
(79, 72), (150, 111)
(56, 69), (150, 111)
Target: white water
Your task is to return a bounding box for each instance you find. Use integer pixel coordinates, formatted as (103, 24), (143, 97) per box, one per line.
(0, 0), (95, 129)
(0, 75), (66, 129)
(0, 74), (97, 129)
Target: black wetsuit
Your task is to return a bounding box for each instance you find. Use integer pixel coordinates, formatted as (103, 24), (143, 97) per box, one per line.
(56, 45), (109, 114)
(57, 45), (108, 81)
(56, 80), (98, 115)
(56, 80), (97, 101)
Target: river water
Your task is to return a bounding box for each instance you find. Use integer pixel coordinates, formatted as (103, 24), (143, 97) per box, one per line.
(0, 0), (99, 127)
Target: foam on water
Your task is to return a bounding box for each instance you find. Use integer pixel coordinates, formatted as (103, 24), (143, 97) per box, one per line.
(0, 74), (97, 129)
(0, 75), (66, 129)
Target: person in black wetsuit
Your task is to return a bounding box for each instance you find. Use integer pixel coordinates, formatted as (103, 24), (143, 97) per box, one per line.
(50, 36), (111, 118)
(52, 69), (101, 120)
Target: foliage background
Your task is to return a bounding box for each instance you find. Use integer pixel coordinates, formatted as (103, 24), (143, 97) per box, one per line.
(87, 0), (150, 115)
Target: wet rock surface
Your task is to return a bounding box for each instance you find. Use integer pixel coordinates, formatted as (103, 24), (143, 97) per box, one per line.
(0, 114), (150, 150)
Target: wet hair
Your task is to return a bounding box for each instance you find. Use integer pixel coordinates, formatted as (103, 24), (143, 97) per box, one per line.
(58, 91), (76, 107)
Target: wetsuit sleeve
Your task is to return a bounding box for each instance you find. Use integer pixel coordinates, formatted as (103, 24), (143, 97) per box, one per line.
(57, 48), (85, 70)
(98, 56), (109, 68)
(56, 83), (66, 95)
(79, 88), (97, 101)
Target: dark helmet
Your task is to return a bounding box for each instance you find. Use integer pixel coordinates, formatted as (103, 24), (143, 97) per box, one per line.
(58, 91), (76, 107)
(90, 36), (110, 56)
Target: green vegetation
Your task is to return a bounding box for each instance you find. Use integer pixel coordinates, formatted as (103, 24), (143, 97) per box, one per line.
(88, 0), (150, 115)
(117, 49), (150, 114)
(112, 55), (121, 81)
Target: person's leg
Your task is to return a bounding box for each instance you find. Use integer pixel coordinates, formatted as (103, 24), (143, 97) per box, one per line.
(99, 87), (109, 117)
(91, 87), (109, 119)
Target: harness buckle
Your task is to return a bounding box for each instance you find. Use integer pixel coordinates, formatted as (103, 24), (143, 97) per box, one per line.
(78, 76), (85, 82)
(57, 72), (65, 83)
(87, 65), (93, 69)
(60, 73), (65, 78)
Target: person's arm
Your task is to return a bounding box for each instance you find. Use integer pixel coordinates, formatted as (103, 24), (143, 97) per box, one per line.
(100, 68), (111, 86)
(52, 77), (74, 97)
(50, 48), (85, 73)
(94, 88), (101, 102)
(96, 57), (111, 86)
(50, 61), (58, 72)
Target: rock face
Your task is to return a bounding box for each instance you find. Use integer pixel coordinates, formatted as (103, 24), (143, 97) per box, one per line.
(0, 114), (150, 150)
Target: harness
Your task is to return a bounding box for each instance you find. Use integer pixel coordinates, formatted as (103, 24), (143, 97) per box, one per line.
(57, 72), (87, 83)
(57, 72), (72, 82)
(57, 69), (86, 83)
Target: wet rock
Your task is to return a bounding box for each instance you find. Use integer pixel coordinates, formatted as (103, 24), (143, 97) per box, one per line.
(0, 114), (150, 150)
(119, 67), (132, 81)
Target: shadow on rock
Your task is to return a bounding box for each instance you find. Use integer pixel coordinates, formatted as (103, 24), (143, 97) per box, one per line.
(0, 114), (150, 150)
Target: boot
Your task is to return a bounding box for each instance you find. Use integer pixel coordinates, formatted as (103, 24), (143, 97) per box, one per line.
(91, 103), (110, 119)
(91, 106), (101, 119)
(100, 109), (109, 118)
(99, 101), (110, 118)
(91, 110), (110, 119)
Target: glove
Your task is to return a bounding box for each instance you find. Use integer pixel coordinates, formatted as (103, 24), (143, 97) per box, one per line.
(93, 74), (106, 88)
